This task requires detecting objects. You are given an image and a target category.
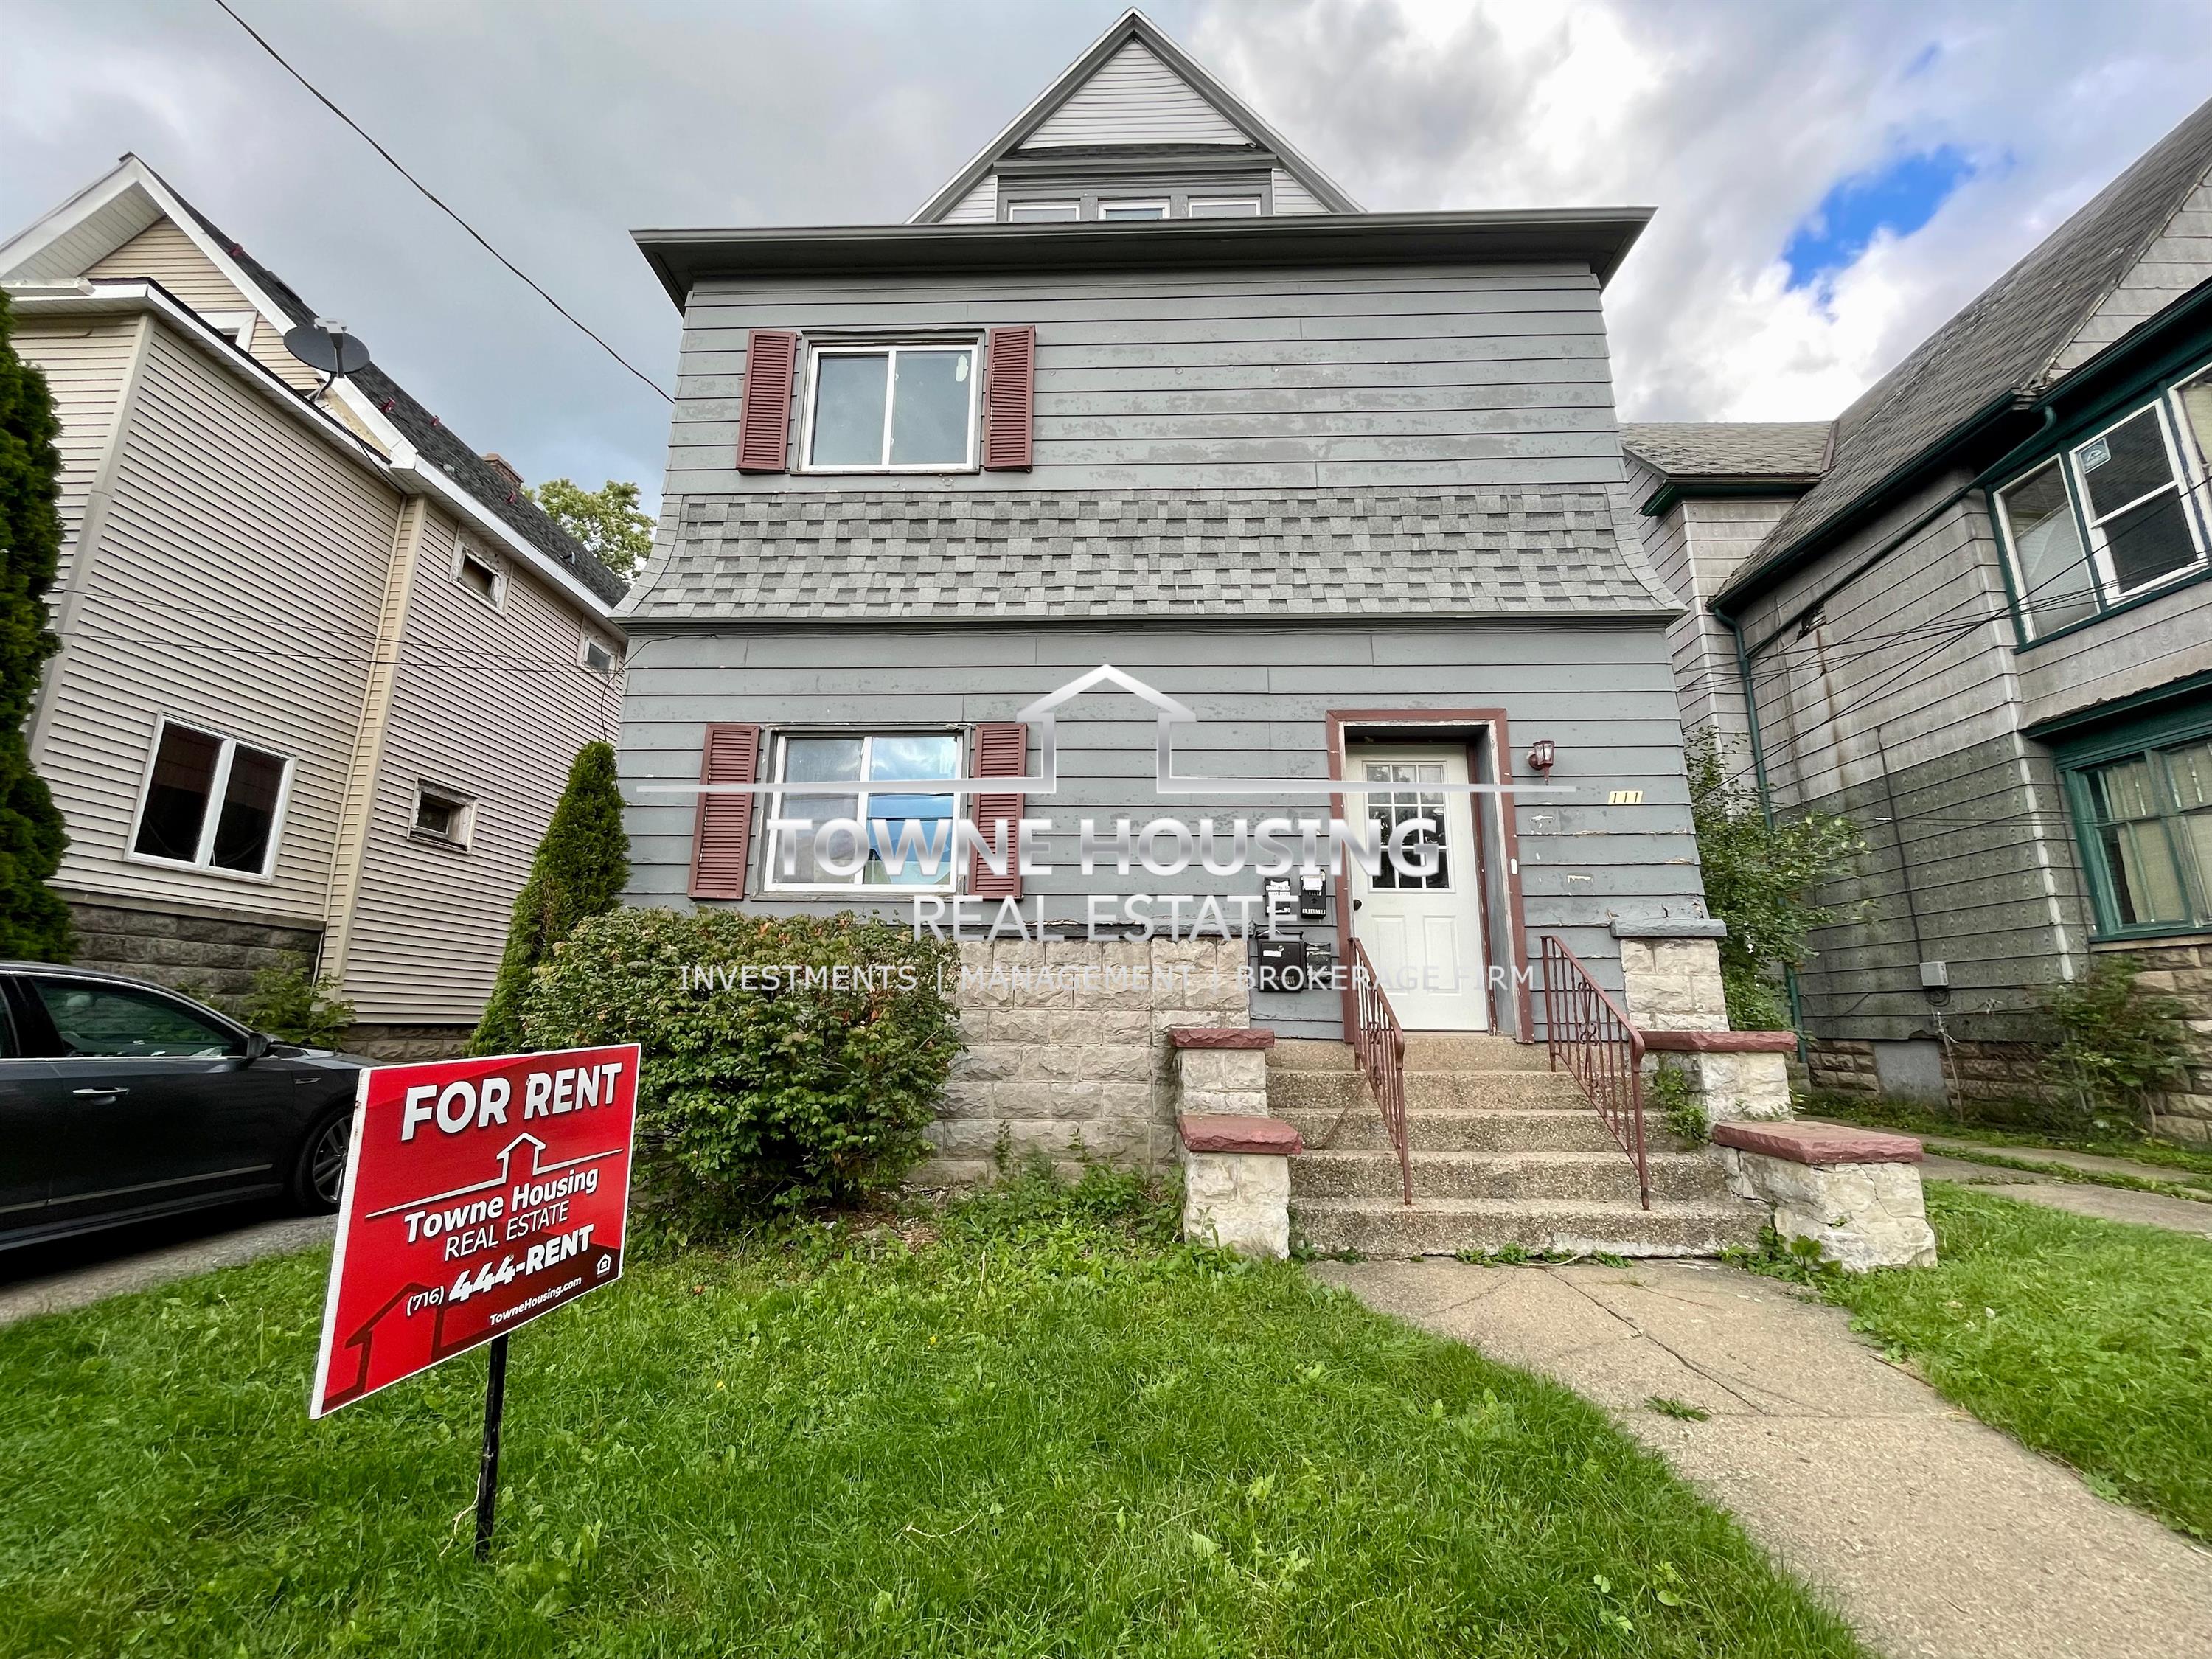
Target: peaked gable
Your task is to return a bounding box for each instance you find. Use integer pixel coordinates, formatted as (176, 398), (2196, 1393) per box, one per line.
(2046, 161), (2212, 381)
(1022, 38), (1249, 150)
(910, 9), (1358, 224)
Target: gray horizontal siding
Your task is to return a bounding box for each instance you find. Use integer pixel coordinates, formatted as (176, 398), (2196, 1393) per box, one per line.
(617, 621), (1704, 1036)
(2017, 572), (2212, 729)
(664, 262), (1626, 497)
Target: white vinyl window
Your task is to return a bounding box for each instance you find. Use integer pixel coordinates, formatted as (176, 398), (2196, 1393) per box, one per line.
(128, 718), (293, 880)
(1098, 200), (1169, 220)
(1186, 198), (1262, 218)
(580, 636), (618, 678)
(763, 731), (961, 891)
(411, 782), (476, 849)
(802, 343), (978, 472)
(1006, 201), (1081, 222)
(2070, 401), (2205, 599)
(452, 542), (507, 611)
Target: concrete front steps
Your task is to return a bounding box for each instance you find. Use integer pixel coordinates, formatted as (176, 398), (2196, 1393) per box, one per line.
(1271, 1037), (1764, 1258)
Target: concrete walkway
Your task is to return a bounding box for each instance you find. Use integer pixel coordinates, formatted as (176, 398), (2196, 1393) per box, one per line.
(1919, 1140), (2212, 1187)
(1915, 1155), (2212, 1239)
(0, 1214), (333, 1329)
(1314, 1258), (2212, 1659)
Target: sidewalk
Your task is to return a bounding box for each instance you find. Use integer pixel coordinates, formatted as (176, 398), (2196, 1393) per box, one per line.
(1313, 1258), (2212, 1659)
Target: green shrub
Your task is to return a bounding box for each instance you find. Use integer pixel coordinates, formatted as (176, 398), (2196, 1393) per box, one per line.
(472, 741), (629, 1056)
(2034, 956), (2191, 1133)
(240, 960), (355, 1048)
(515, 908), (961, 1225)
(1647, 1062), (1709, 1144)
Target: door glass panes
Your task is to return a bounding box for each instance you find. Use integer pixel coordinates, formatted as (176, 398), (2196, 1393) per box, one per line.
(888, 350), (971, 467)
(1364, 762), (1450, 891)
(2085, 754), (2191, 927)
(35, 981), (237, 1059)
(134, 724), (221, 862)
(2075, 406), (2200, 593)
(808, 353), (888, 467)
(1996, 461), (2098, 634)
(211, 745), (285, 873)
(864, 734), (959, 886)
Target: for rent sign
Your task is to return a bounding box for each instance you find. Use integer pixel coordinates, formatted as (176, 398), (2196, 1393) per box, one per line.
(309, 1046), (639, 1418)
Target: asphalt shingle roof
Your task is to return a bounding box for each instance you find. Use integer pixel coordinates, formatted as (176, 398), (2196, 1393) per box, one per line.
(164, 179), (627, 606)
(1725, 96), (2212, 599)
(1620, 422), (1831, 480)
(621, 489), (1680, 622)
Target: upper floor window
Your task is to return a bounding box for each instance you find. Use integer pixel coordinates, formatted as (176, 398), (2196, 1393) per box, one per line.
(1187, 198), (1261, 218)
(998, 182), (1270, 223)
(802, 343), (978, 473)
(453, 541), (507, 611)
(1006, 201), (1079, 223)
(1995, 366), (2211, 639)
(129, 717), (291, 880)
(1098, 200), (1168, 220)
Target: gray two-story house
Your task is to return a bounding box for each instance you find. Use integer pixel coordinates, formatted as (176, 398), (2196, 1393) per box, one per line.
(616, 11), (1764, 1251)
(1627, 97), (2212, 1144)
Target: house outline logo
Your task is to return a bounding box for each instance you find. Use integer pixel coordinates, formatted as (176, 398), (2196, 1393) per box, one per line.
(634, 663), (1571, 801)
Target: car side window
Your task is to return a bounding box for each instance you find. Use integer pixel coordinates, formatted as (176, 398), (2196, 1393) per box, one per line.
(0, 981), (18, 1059)
(32, 980), (240, 1060)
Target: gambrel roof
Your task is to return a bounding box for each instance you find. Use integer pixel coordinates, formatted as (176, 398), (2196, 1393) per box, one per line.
(910, 9), (1360, 225)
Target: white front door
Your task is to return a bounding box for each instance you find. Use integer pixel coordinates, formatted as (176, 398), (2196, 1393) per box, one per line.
(1348, 746), (1488, 1031)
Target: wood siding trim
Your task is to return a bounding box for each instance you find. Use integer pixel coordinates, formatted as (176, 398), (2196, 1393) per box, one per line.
(690, 723), (763, 898)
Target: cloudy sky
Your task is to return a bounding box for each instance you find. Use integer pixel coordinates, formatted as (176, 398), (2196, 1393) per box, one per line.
(6, 0), (2209, 512)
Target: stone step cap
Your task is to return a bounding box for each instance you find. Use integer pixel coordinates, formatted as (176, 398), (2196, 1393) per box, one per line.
(1712, 1119), (1922, 1165)
(1170, 1026), (1276, 1049)
(1179, 1113), (1304, 1155)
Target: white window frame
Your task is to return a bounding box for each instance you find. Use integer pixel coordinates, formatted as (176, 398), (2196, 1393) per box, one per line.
(761, 729), (963, 895)
(1994, 456), (2099, 640)
(798, 341), (980, 475)
(123, 715), (295, 884)
(1186, 197), (1262, 218)
(1097, 199), (1170, 220)
(2067, 397), (2207, 602)
(579, 634), (619, 678)
(1006, 201), (1081, 223)
(451, 540), (508, 611)
(410, 780), (477, 850)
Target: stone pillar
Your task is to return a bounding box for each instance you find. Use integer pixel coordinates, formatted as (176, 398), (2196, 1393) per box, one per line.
(1168, 1026), (1273, 1115)
(1613, 919), (1796, 1124)
(1178, 1112), (1301, 1259)
(1712, 1119), (1936, 1271)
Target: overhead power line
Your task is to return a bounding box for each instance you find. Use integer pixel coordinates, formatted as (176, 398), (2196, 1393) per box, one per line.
(211, 0), (673, 406)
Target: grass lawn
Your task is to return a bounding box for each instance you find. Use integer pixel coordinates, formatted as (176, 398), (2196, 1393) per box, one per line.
(0, 1175), (1864, 1658)
(1810, 1183), (2212, 1540)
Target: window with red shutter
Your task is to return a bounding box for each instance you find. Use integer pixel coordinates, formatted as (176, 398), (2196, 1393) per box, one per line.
(981, 326), (1035, 471)
(689, 724), (762, 900)
(735, 330), (799, 473)
(967, 723), (1027, 900)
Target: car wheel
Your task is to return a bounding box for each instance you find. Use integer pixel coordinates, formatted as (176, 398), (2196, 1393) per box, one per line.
(291, 1105), (354, 1214)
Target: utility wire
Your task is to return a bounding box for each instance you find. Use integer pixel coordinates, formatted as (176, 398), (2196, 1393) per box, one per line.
(211, 0), (673, 406)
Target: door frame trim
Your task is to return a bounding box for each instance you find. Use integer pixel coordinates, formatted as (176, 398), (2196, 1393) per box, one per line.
(1326, 709), (1534, 1042)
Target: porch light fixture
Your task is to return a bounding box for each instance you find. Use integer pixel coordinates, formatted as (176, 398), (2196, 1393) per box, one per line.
(1527, 740), (1557, 776)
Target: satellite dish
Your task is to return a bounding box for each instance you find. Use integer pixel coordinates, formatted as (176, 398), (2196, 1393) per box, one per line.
(283, 321), (374, 378)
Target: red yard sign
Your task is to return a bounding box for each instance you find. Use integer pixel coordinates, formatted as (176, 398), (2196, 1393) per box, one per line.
(310, 1045), (639, 1419)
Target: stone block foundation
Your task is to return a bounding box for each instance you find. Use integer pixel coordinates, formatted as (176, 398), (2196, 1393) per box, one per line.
(1644, 1029), (1795, 1123)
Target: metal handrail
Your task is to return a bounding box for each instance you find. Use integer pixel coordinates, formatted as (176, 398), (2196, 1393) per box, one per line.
(1539, 936), (1651, 1210)
(1349, 937), (1412, 1205)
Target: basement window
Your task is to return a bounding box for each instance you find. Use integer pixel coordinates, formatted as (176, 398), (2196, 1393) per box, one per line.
(411, 782), (476, 849)
(129, 718), (292, 880)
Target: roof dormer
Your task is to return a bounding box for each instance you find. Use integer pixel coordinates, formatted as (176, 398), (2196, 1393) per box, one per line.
(911, 10), (1358, 226)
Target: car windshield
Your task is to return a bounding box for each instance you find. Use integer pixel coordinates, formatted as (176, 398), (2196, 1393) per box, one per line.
(34, 980), (239, 1059)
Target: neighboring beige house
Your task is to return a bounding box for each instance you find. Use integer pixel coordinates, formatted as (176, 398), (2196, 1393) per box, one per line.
(1, 156), (630, 1054)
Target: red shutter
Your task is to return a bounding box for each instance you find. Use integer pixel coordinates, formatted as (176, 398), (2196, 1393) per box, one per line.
(735, 330), (799, 473)
(689, 723), (762, 900)
(981, 325), (1035, 471)
(967, 722), (1027, 900)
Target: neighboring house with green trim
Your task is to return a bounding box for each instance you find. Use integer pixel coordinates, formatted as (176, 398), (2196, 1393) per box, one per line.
(1625, 97), (2212, 1144)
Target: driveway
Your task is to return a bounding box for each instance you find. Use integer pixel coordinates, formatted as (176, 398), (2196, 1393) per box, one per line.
(0, 1206), (333, 1328)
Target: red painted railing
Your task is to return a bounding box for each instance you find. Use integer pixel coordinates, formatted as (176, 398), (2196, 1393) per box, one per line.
(1349, 937), (1412, 1205)
(1540, 936), (1651, 1210)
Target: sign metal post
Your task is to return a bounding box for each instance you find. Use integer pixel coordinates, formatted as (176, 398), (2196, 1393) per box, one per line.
(474, 1333), (509, 1559)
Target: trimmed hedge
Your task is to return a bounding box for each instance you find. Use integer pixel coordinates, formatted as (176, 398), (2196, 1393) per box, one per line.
(515, 908), (960, 1222)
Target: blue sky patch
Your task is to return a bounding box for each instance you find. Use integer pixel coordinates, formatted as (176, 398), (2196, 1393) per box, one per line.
(1783, 145), (1978, 290)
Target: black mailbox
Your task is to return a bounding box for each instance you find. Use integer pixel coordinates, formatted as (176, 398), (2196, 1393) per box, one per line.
(1253, 934), (1307, 992)
(1297, 873), (1329, 921)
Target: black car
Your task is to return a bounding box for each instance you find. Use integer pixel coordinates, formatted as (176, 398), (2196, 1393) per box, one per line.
(0, 962), (365, 1251)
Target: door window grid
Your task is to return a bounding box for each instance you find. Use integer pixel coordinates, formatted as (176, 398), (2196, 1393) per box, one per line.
(1363, 762), (1450, 891)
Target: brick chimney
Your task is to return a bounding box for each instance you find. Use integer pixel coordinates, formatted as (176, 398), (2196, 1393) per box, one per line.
(482, 453), (524, 493)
